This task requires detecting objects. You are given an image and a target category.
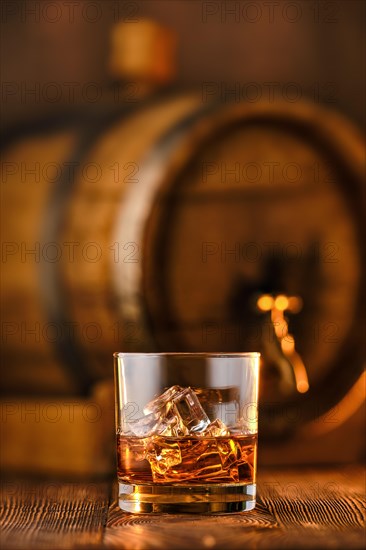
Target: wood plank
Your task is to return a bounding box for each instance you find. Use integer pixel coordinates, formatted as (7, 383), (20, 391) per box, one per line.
(103, 467), (365, 549)
(257, 467), (365, 549)
(0, 481), (110, 549)
(0, 469), (364, 549)
(105, 494), (278, 549)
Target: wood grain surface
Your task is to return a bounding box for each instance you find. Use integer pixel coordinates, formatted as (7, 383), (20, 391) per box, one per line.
(0, 482), (110, 549)
(1, 468), (365, 549)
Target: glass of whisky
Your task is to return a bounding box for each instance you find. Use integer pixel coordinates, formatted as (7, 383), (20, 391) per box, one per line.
(114, 352), (260, 514)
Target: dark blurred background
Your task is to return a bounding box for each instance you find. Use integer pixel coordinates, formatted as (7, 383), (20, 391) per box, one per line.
(1, 1), (365, 478)
(1, 0), (365, 129)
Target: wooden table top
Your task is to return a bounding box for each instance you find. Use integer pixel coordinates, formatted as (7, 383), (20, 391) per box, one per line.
(1, 467), (365, 549)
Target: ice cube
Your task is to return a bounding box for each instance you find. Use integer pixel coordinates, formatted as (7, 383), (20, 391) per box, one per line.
(195, 387), (240, 425)
(158, 412), (189, 437)
(171, 387), (210, 434)
(127, 411), (161, 437)
(145, 437), (182, 476)
(217, 439), (239, 467)
(130, 385), (213, 438)
(144, 385), (210, 435)
(199, 418), (230, 437)
(143, 385), (183, 415)
(146, 438), (239, 483)
(128, 386), (185, 437)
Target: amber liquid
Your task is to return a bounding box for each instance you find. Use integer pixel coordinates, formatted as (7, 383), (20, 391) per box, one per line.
(117, 433), (257, 485)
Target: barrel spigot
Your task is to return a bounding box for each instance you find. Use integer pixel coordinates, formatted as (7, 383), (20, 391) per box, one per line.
(256, 293), (309, 395)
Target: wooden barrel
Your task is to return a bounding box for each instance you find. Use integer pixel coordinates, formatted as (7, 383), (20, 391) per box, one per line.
(1, 97), (364, 434)
(1, 94), (202, 394)
(114, 100), (365, 431)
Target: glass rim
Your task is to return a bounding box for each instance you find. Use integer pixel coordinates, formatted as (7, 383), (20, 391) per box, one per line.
(113, 352), (261, 359)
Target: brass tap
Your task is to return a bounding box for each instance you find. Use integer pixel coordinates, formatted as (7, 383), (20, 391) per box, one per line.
(257, 293), (309, 395)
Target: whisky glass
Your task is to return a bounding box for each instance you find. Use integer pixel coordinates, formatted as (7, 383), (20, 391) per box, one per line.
(114, 352), (260, 514)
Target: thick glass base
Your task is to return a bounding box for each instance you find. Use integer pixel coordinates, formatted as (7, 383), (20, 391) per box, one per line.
(118, 482), (256, 514)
